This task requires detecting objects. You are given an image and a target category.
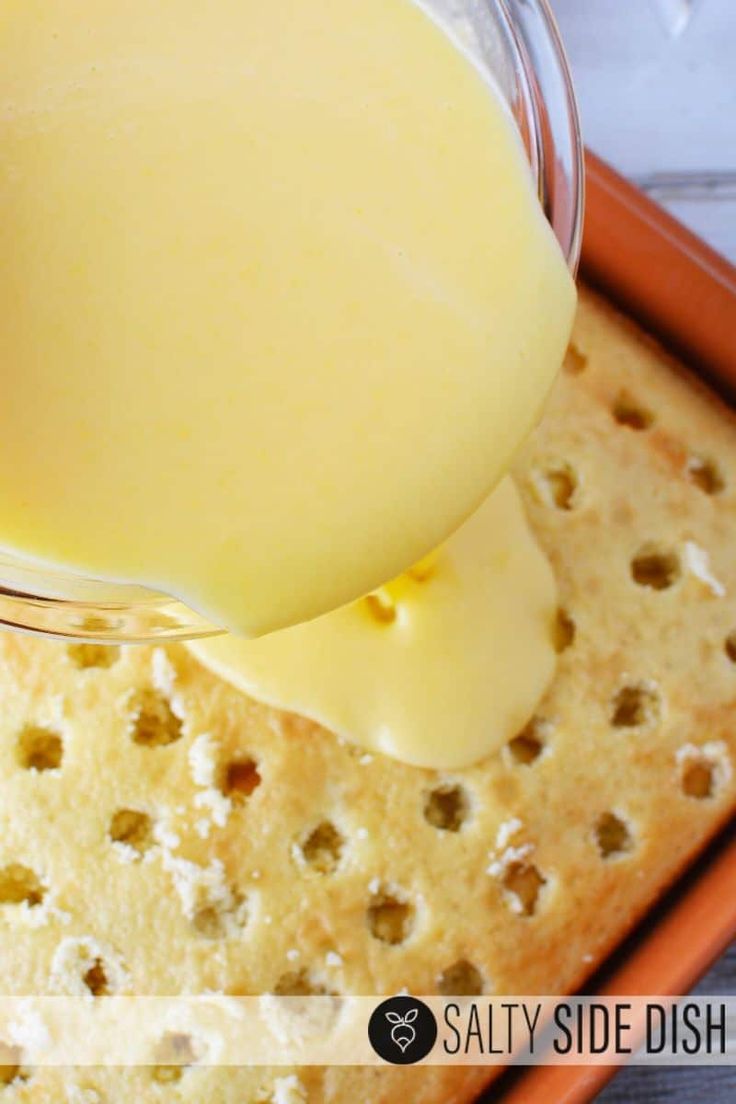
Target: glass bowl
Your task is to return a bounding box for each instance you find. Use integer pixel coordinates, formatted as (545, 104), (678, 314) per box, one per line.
(0, 0), (583, 644)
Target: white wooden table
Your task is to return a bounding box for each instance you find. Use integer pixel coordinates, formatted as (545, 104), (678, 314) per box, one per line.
(552, 0), (736, 263)
(550, 4), (735, 1099)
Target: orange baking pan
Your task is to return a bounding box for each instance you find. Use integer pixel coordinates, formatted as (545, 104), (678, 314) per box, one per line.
(481, 151), (736, 1103)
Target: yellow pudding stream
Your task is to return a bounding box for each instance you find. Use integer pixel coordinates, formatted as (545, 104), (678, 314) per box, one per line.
(190, 477), (557, 770)
(0, 0), (575, 640)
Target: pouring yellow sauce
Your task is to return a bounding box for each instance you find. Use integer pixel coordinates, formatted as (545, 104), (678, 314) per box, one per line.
(0, 0), (574, 641)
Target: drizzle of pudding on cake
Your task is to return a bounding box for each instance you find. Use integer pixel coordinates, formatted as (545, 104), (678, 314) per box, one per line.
(191, 478), (557, 769)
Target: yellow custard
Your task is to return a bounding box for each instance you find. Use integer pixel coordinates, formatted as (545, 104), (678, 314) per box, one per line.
(0, 0), (575, 638)
(190, 477), (557, 769)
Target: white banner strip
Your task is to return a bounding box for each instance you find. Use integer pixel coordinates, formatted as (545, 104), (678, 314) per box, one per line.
(0, 996), (734, 1067)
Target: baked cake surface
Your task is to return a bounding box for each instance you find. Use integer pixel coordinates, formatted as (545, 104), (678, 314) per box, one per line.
(0, 288), (735, 1102)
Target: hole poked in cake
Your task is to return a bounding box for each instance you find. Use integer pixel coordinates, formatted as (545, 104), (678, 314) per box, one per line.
(630, 544), (680, 590)
(192, 889), (248, 940)
(50, 937), (129, 997)
(564, 342), (587, 375)
(0, 864), (45, 908)
(109, 809), (154, 858)
(681, 761), (715, 799)
(82, 959), (111, 997)
(553, 608), (576, 653)
(364, 591), (398, 625)
(677, 742), (731, 801)
(273, 968), (334, 997)
(367, 885), (414, 945)
(130, 689), (183, 747)
(150, 1032), (199, 1084)
(612, 392), (654, 431)
(594, 812), (633, 859)
(506, 717), (549, 765)
(298, 821), (345, 874)
(0, 1042), (23, 1087)
(67, 642), (120, 670)
(437, 959), (484, 996)
(423, 783), (470, 832)
(610, 682), (661, 729)
(687, 454), (725, 496)
(501, 862), (546, 917)
(535, 461), (579, 511)
(151, 1064), (184, 1085)
(724, 631), (736, 664)
(221, 757), (261, 803)
(16, 725), (63, 772)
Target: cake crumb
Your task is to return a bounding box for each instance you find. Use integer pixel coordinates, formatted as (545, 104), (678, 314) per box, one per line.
(272, 1074), (307, 1104)
(194, 787), (232, 828)
(188, 733), (218, 787)
(151, 647), (177, 693)
(111, 841), (141, 865)
(7, 1001), (50, 1054)
(495, 817), (523, 851)
(65, 1089), (102, 1104)
(487, 820), (533, 878)
(682, 541), (726, 597)
(487, 843), (533, 879)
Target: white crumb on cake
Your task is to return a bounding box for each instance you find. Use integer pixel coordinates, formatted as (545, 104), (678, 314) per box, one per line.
(160, 851), (231, 921)
(359, 754), (373, 765)
(50, 937), (129, 996)
(111, 841), (140, 865)
(486, 843), (533, 880)
(355, 827), (369, 841)
(187, 734), (232, 829)
(487, 821), (534, 900)
(325, 951), (342, 968)
(151, 646), (180, 698)
(153, 818), (181, 852)
(65, 1089), (102, 1104)
(494, 817), (523, 851)
(188, 733), (218, 787)
(17, 892), (71, 930)
(368, 877), (381, 895)
(195, 817), (212, 840)
(272, 1074), (307, 1104)
(194, 787), (231, 828)
(7, 1000), (50, 1054)
(682, 541), (726, 597)
(286, 949), (300, 963)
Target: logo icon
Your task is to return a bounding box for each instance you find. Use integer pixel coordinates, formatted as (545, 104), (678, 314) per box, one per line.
(385, 1006), (418, 1053)
(368, 996), (437, 1065)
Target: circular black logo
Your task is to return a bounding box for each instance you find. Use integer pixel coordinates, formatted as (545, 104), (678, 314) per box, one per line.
(368, 996), (437, 1065)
